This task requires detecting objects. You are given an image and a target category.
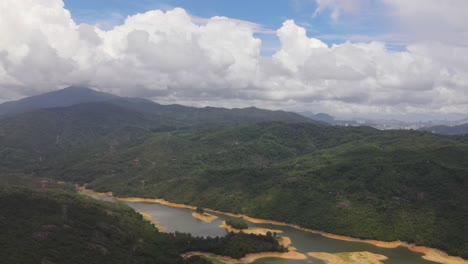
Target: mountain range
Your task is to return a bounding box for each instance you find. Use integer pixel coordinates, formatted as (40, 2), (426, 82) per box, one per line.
(0, 86), (311, 125)
(0, 86), (467, 259)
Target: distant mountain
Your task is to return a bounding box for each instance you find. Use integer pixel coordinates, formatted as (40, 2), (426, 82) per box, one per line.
(0, 87), (312, 125)
(419, 123), (468, 135)
(0, 86), (117, 117)
(299, 112), (335, 124)
(0, 87), (315, 164)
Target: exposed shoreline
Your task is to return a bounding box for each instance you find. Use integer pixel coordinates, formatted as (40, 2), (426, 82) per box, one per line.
(219, 221), (283, 236)
(181, 234), (306, 263)
(138, 211), (167, 232)
(79, 188), (467, 264)
(308, 251), (388, 264)
(182, 250), (307, 264)
(192, 212), (218, 223)
(409, 246), (468, 264)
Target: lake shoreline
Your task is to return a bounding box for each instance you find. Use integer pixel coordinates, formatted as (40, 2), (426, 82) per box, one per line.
(182, 250), (307, 264)
(308, 251), (388, 264)
(138, 211), (167, 232)
(192, 212), (218, 223)
(219, 221), (283, 236)
(79, 187), (467, 264)
(181, 234), (306, 264)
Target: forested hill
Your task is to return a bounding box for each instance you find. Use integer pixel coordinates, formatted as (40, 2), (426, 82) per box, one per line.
(0, 88), (467, 259)
(80, 123), (467, 258)
(0, 185), (286, 263)
(0, 186), (183, 263)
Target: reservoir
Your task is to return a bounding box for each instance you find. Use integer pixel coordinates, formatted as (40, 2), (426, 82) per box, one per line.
(123, 200), (439, 264)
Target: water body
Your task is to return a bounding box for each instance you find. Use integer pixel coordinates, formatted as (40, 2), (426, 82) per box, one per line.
(122, 200), (438, 264)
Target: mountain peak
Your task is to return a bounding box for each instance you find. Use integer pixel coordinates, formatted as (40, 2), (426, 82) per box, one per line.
(0, 86), (118, 117)
(62, 85), (96, 91)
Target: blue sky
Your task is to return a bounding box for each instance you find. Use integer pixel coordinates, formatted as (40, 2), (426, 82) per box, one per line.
(63, 0), (395, 55)
(6, 0), (467, 119)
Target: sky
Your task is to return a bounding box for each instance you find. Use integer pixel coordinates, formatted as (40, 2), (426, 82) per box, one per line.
(1, 0), (468, 120)
(63, 0), (394, 55)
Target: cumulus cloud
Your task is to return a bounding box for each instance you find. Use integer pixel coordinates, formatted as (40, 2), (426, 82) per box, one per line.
(0, 0), (467, 119)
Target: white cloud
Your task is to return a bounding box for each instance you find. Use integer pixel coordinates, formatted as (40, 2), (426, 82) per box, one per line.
(0, 0), (467, 119)
(313, 0), (369, 22)
(383, 0), (468, 45)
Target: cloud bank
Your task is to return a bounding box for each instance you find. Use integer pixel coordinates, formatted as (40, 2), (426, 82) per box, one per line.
(0, 0), (467, 119)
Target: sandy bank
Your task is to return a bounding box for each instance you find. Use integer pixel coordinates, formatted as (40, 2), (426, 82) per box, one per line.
(139, 212), (152, 221)
(409, 246), (468, 264)
(138, 212), (166, 232)
(192, 212), (218, 223)
(279, 236), (292, 247)
(182, 250), (307, 264)
(77, 185), (111, 198)
(202, 210), (404, 249)
(219, 221), (283, 236)
(216, 221), (302, 263)
(319, 234), (403, 248)
(308, 251), (388, 264)
(79, 187), (467, 263)
(117, 197), (195, 210)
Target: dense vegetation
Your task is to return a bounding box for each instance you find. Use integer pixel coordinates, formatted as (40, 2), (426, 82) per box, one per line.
(0, 88), (467, 259)
(183, 256), (212, 264)
(226, 218), (249, 230)
(68, 123), (468, 258)
(0, 186), (286, 263)
(171, 232), (286, 259)
(0, 186), (183, 264)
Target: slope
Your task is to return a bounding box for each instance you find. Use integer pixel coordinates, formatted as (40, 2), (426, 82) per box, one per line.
(0, 186), (184, 264)
(0, 86), (117, 117)
(0, 92), (467, 258)
(77, 124), (467, 258)
(0, 185), (287, 263)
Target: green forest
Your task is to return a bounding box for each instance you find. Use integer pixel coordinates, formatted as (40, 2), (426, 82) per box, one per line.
(0, 185), (285, 263)
(66, 123), (467, 258)
(0, 95), (467, 259)
(226, 218), (249, 230)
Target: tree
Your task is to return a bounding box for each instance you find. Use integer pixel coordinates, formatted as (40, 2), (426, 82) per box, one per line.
(196, 206), (204, 214)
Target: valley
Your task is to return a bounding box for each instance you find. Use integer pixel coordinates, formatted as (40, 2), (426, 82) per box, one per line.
(82, 188), (467, 264)
(0, 87), (467, 263)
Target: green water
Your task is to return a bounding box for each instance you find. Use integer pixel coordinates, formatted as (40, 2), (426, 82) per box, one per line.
(123, 201), (439, 264)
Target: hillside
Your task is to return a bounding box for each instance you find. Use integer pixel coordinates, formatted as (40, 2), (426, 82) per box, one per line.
(80, 124), (467, 258)
(0, 186), (184, 264)
(1, 120), (467, 257)
(0, 185), (286, 263)
(0, 89), (467, 259)
(0, 88), (313, 175)
(0, 86), (117, 117)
